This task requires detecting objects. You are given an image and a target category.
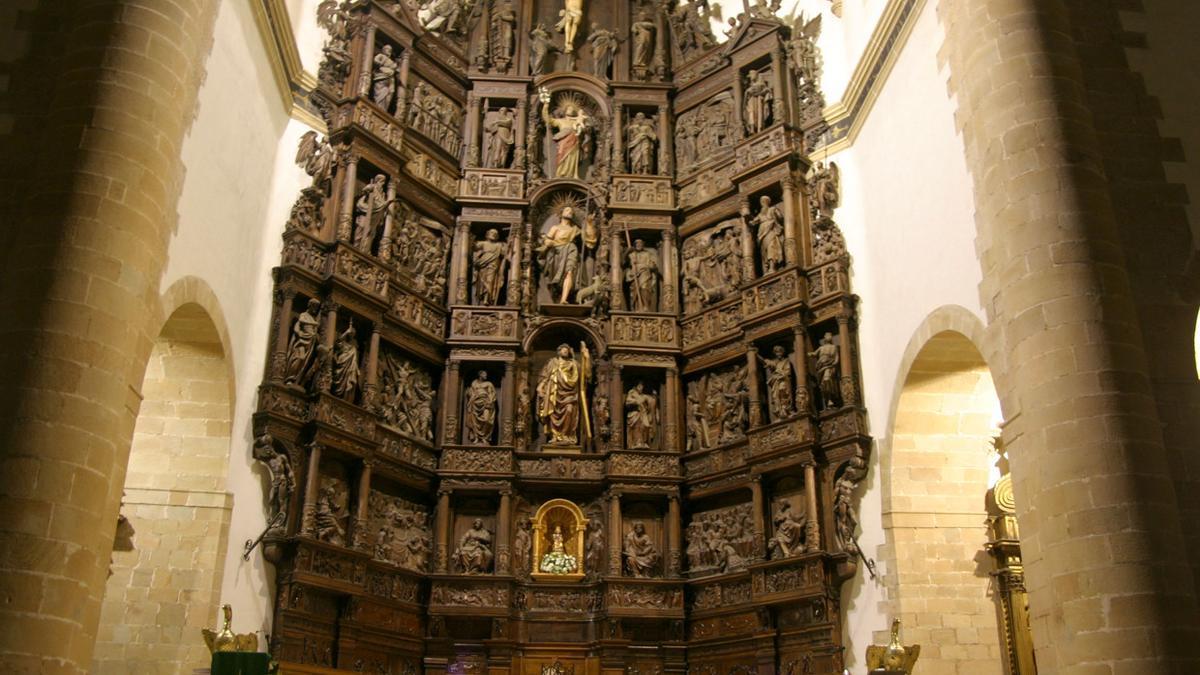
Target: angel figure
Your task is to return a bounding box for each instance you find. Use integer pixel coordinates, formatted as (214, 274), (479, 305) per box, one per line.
(866, 619), (921, 674)
(295, 131), (336, 194)
(788, 13), (823, 86)
(808, 161), (840, 218)
(540, 88), (593, 180)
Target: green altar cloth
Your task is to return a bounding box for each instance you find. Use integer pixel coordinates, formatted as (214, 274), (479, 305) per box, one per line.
(211, 651), (273, 675)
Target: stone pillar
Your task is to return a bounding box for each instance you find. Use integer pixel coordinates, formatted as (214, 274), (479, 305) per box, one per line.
(745, 346), (764, 428)
(354, 460), (373, 551)
(781, 177), (798, 267)
(500, 361), (515, 445)
(613, 104), (626, 173)
(610, 232), (625, 310)
(739, 199), (757, 282)
(938, 0), (1200, 667)
(803, 462), (819, 550)
(610, 364), (625, 448)
(791, 326), (811, 415)
(378, 179), (398, 262)
(667, 494), (681, 577)
(302, 444), (324, 536)
(272, 290), (297, 380)
(660, 230), (678, 314)
(749, 476), (765, 561)
(497, 490), (512, 574)
(835, 313), (854, 407)
(363, 329), (381, 409)
(657, 105), (672, 177)
(608, 491), (623, 576)
(435, 489), (451, 573)
(337, 154), (360, 243)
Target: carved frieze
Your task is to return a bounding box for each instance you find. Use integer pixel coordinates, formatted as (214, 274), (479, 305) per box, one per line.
(365, 568), (422, 603)
(461, 168), (524, 200)
(748, 418), (813, 456)
(314, 394), (376, 440)
(611, 315), (677, 347)
(350, 99), (405, 151)
(808, 262), (846, 302)
(333, 245), (389, 298)
(684, 443), (750, 479)
(818, 409), (862, 442)
(428, 581), (510, 608)
(440, 447), (512, 473)
(525, 588), (604, 612)
(450, 308), (519, 341)
(607, 583), (684, 610)
(295, 545), (367, 587)
(735, 126), (791, 172)
(518, 456), (605, 480)
(611, 175), (674, 209)
(282, 232), (331, 278)
(608, 452), (680, 477)
(377, 426), (438, 472)
(682, 302), (742, 350)
(741, 268), (801, 317)
(679, 164), (735, 209)
(689, 611), (760, 640)
(390, 290), (446, 340)
(258, 385), (312, 422)
(752, 558), (825, 598)
(406, 153), (458, 197)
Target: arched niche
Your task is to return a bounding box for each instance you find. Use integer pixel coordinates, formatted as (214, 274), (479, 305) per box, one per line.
(533, 76), (611, 183)
(531, 498), (587, 582)
(524, 320), (605, 453)
(528, 185), (608, 308)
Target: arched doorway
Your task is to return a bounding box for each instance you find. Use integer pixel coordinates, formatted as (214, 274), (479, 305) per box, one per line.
(92, 303), (234, 674)
(881, 329), (1004, 673)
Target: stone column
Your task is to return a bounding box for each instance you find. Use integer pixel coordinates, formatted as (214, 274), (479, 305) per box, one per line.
(435, 489), (451, 573)
(354, 460), (373, 551)
(378, 179), (398, 262)
(660, 229), (678, 314)
(739, 199), (757, 282)
(745, 346), (764, 428)
(939, 0), (1200, 667)
(657, 105), (672, 177)
(497, 490), (512, 574)
(781, 177), (798, 267)
(613, 104), (626, 173)
(363, 329), (381, 409)
(500, 361), (515, 445)
(610, 232), (625, 310)
(803, 462), (820, 550)
(749, 476), (765, 561)
(302, 444), (324, 536)
(337, 154), (360, 243)
(272, 290), (297, 380)
(667, 494), (681, 577)
(835, 313), (854, 407)
(791, 326), (811, 415)
(608, 491), (623, 576)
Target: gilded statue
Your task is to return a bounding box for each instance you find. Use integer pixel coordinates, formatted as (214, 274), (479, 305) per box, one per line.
(555, 0), (584, 54)
(539, 88), (592, 180)
(536, 206), (595, 303)
(622, 521), (660, 578)
(472, 228), (509, 305)
(809, 332), (840, 408)
(624, 382), (659, 450)
(539, 524), (579, 574)
(284, 299), (322, 387)
(464, 371), (497, 445)
(753, 195), (785, 274)
(537, 343), (592, 446)
(453, 518), (494, 574)
(757, 345), (795, 421)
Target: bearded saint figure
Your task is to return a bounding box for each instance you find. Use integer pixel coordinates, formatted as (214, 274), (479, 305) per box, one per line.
(537, 343), (591, 446)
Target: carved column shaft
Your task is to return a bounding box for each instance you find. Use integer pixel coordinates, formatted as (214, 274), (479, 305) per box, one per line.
(442, 362), (462, 443)
(435, 490), (451, 573)
(451, 221), (470, 305)
(613, 104), (626, 173)
(657, 105), (671, 177)
(661, 230), (678, 313)
(745, 346), (764, 427)
(466, 93), (482, 167)
(732, 71), (746, 141)
(359, 26), (377, 98)
(664, 367), (681, 452)
(318, 305), (338, 393)
(272, 290), (296, 380)
(770, 48), (786, 124)
(507, 227), (523, 307)
(514, 99), (528, 169)
(610, 232), (624, 310)
(792, 326), (811, 414)
(667, 495), (681, 577)
(395, 50), (412, 118)
(739, 200), (757, 282)
(363, 329), (381, 408)
(610, 365), (625, 448)
(354, 461), (372, 551)
(337, 156), (359, 243)
(803, 462), (820, 548)
(608, 492), (623, 576)
(497, 491), (512, 574)
(378, 179), (397, 262)
(836, 313), (855, 405)
(781, 177), (798, 267)
(302, 444), (323, 536)
(500, 361), (515, 445)
(749, 476), (765, 560)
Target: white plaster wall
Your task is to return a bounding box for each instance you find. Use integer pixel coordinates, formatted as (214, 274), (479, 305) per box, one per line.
(824, 2), (985, 668)
(164, 0), (311, 638)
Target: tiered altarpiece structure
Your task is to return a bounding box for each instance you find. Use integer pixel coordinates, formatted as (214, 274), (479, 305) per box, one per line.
(252, 2), (868, 673)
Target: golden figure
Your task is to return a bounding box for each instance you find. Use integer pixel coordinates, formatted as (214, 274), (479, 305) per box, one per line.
(555, 0), (584, 54)
(537, 206), (584, 303)
(866, 619), (921, 674)
(202, 604), (258, 653)
(536, 342), (591, 446)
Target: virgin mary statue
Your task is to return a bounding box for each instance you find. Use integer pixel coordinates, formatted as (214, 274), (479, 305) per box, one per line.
(539, 88), (591, 180)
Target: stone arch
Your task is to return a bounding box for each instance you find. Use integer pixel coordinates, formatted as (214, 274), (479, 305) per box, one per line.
(93, 296), (235, 674)
(878, 307), (1005, 674)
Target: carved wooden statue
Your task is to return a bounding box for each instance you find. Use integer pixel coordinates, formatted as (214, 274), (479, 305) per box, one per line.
(584, 519), (604, 577)
(491, 0), (517, 69)
(537, 343), (590, 446)
(753, 195), (785, 275)
(631, 9), (656, 73)
(623, 521), (661, 577)
(625, 238), (660, 312)
(757, 345), (796, 422)
(284, 299), (322, 387)
(767, 501), (808, 559)
(314, 483), (347, 546)
(536, 206), (585, 303)
(331, 323), (360, 400)
(743, 69), (773, 135)
(809, 332), (841, 409)
(252, 433), (294, 531)
(484, 108), (516, 169)
(472, 228), (509, 305)
(624, 382), (659, 450)
(354, 175), (390, 252)
(587, 23), (619, 79)
(372, 44), (399, 111)
(453, 518), (495, 574)
(529, 23), (557, 76)
(464, 371), (498, 445)
(626, 112), (658, 175)
(514, 518), (533, 577)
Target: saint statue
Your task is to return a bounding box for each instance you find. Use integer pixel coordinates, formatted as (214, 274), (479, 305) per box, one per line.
(743, 69), (773, 135)
(587, 24), (620, 79)
(540, 88), (592, 180)
(251, 433), (294, 531)
(372, 44), (399, 111)
(314, 484), (346, 545)
(472, 228), (509, 305)
(584, 519), (604, 576)
(332, 324), (360, 400)
(492, 0), (516, 67)
(626, 112), (658, 175)
(354, 175), (391, 252)
(767, 502), (808, 559)
(536, 343), (591, 446)
(808, 161), (841, 218)
(624, 382), (660, 449)
(624, 238), (660, 312)
(622, 521), (660, 578)
(757, 345), (795, 421)
(753, 195), (785, 274)
(529, 23), (557, 76)
(284, 299), (322, 386)
(555, 0), (584, 54)
(453, 518), (494, 574)
(514, 518), (533, 577)
(464, 371), (497, 445)
(539, 524), (579, 574)
(809, 332), (840, 408)
(536, 206), (590, 303)
(631, 10), (656, 72)
(484, 108), (516, 169)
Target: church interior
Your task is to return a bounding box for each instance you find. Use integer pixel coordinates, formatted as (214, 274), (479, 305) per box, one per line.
(1, 0), (1199, 674)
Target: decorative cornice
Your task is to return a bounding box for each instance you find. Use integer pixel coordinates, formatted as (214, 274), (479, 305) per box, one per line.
(250, 0), (326, 130)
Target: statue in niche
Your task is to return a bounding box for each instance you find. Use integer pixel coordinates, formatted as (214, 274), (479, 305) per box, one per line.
(316, 0), (352, 88)
(529, 23), (558, 76)
(757, 345), (796, 422)
(624, 383), (659, 450)
(685, 392), (709, 453)
(354, 175), (391, 253)
(472, 228), (509, 305)
(631, 9), (656, 73)
(332, 323), (360, 400)
(314, 482), (348, 546)
(743, 69), (773, 135)
(536, 206), (593, 303)
(622, 521), (660, 578)
(753, 195), (785, 274)
(484, 108), (516, 169)
(626, 112), (658, 175)
(809, 332), (841, 409)
(808, 161), (841, 219)
(584, 519), (604, 577)
(539, 524), (579, 574)
(453, 518), (494, 574)
(587, 24), (620, 79)
(767, 501), (808, 559)
(624, 238), (660, 312)
(464, 371), (497, 445)
(491, 0), (517, 69)
(514, 518), (533, 577)
(539, 89), (593, 180)
(375, 526), (392, 561)
(537, 343), (591, 446)
(372, 44), (399, 111)
(252, 433), (294, 532)
(284, 299), (322, 387)
(574, 272), (611, 314)
(555, 0), (584, 55)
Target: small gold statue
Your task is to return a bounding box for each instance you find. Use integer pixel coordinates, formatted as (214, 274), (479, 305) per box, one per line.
(866, 619), (920, 674)
(203, 604), (259, 653)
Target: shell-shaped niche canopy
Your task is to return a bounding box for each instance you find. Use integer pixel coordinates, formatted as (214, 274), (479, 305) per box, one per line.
(531, 498), (587, 582)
